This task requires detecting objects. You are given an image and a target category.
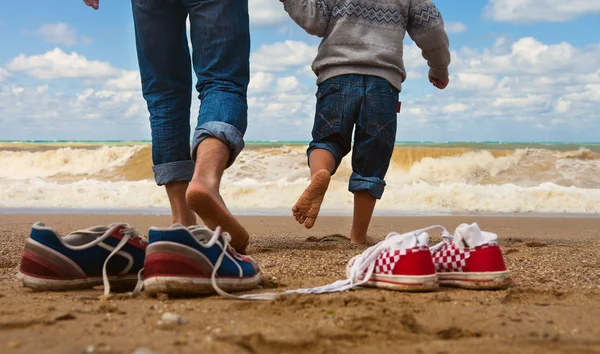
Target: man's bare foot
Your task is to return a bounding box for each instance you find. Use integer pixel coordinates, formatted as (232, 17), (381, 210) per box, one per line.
(185, 181), (250, 254)
(292, 169), (331, 229)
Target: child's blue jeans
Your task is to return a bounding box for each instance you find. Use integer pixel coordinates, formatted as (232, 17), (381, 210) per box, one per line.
(308, 74), (399, 199)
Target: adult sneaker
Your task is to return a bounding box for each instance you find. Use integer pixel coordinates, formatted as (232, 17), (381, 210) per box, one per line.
(143, 225), (262, 296)
(344, 227), (440, 292)
(19, 222), (146, 294)
(430, 223), (511, 290)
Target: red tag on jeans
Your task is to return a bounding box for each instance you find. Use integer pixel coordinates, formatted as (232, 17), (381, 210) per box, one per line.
(397, 102), (401, 113)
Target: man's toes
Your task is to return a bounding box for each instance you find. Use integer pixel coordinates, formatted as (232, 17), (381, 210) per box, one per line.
(299, 215), (307, 224)
(304, 217), (316, 229)
(292, 205), (300, 213)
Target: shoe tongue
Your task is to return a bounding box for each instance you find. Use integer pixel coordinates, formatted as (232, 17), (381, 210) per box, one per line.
(387, 231), (429, 251)
(186, 225), (215, 243)
(453, 223), (497, 248)
(64, 225), (109, 245)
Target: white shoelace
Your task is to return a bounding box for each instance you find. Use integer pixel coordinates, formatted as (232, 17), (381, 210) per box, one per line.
(429, 232), (454, 254)
(99, 226), (147, 297)
(129, 224), (452, 300)
(226, 225), (452, 301)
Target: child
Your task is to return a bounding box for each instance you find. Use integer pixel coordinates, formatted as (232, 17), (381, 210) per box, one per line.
(283, 0), (451, 243)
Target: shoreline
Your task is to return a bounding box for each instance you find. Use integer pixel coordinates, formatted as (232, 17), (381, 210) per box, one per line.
(1, 207), (599, 219)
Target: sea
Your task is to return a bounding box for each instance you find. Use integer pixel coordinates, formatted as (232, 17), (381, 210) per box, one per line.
(2, 141), (600, 216)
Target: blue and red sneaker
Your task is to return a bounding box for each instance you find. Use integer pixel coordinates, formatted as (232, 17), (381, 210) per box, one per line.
(18, 222), (146, 294)
(142, 225), (262, 296)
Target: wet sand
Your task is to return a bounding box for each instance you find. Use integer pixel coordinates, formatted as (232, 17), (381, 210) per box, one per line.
(1, 214), (599, 354)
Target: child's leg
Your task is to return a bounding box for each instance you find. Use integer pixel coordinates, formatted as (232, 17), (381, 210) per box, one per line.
(293, 76), (356, 229)
(349, 76), (398, 243)
(292, 149), (335, 228)
(350, 191), (377, 243)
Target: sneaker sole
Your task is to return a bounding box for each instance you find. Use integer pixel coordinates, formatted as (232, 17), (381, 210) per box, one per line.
(359, 273), (439, 292)
(19, 272), (139, 291)
(438, 271), (511, 290)
(143, 273), (262, 296)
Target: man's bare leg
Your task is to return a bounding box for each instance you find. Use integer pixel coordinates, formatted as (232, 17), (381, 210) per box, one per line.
(350, 191), (377, 244)
(292, 149), (335, 229)
(166, 182), (197, 226)
(185, 138), (250, 253)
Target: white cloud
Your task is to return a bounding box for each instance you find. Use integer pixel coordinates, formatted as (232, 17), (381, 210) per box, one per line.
(484, 0), (600, 23)
(454, 73), (498, 91)
(250, 40), (318, 72)
(249, 72), (275, 92)
(443, 103), (468, 113)
(2, 35), (600, 142)
(275, 76), (300, 92)
(445, 22), (468, 33)
(36, 85), (48, 94)
(6, 48), (119, 80)
(33, 23), (91, 46)
(396, 36), (600, 138)
(105, 70), (141, 90)
(249, 0), (288, 28)
(0, 68), (8, 82)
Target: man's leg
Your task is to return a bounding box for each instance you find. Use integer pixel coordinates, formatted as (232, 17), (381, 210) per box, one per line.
(132, 0), (196, 226)
(185, 0), (250, 252)
(349, 76), (398, 244)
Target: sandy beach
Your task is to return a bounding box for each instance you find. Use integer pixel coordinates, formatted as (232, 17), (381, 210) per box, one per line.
(1, 214), (599, 354)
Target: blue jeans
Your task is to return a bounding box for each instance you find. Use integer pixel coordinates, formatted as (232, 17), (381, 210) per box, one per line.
(132, 0), (250, 185)
(308, 74), (399, 199)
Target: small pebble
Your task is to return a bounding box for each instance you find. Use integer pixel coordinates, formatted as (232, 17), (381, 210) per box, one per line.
(157, 312), (187, 330)
(8, 341), (21, 349)
(132, 348), (158, 354)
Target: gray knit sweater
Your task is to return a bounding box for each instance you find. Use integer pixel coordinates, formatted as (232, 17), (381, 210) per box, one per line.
(283, 0), (451, 91)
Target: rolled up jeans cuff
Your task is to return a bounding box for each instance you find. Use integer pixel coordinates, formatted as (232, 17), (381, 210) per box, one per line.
(192, 121), (245, 168)
(152, 160), (195, 186)
(348, 172), (386, 199)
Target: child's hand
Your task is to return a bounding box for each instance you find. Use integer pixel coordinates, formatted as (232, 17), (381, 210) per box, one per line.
(83, 0), (99, 10)
(429, 73), (449, 90)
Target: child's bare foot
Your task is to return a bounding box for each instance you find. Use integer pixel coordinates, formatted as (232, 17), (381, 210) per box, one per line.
(186, 180), (250, 254)
(292, 169), (331, 229)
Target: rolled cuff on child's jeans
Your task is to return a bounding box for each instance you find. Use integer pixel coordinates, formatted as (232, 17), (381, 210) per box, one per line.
(348, 172), (387, 199)
(152, 160), (195, 186)
(307, 142), (345, 175)
(192, 121), (245, 168)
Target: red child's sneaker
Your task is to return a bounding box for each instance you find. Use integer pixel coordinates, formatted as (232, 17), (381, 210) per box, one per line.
(430, 223), (511, 290)
(345, 228), (441, 292)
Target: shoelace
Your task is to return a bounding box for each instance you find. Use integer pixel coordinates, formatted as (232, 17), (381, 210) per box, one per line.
(429, 232), (454, 254)
(220, 225), (452, 301)
(130, 226), (236, 298)
(99, 226), (147, 297)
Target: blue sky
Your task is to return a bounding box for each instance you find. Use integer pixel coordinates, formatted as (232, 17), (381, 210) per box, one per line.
(1, 0), (599, 142)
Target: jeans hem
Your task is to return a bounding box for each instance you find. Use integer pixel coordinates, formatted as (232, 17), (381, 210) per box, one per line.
(152, 160), (195, 186)
(192, 121), (245, 168)
(348, 172), (386, 199)
(307, 143), (345, 175)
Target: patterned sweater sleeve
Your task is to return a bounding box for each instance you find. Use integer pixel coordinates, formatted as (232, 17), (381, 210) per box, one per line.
(283, 0), (331, 37)
(407, 0), (451, 79)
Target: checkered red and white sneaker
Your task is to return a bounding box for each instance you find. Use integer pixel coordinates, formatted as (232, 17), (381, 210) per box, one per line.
(344, 228), (441, 292)
(430, 223), (511, 290)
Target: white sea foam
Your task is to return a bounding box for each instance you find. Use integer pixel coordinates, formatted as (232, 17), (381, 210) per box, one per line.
(2, 144), (600, 213)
